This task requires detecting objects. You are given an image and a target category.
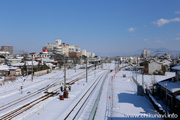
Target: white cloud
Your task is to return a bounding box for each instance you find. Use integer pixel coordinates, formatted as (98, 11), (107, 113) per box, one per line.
(127, 27), (135, 32)
(176, 37), (180, 40)
(156, 40), (166, 44)
(154, 17), (180, 27)
(175, 11), (180, 14)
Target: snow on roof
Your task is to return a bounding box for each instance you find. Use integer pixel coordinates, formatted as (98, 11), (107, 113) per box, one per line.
(8, 67), (20, 70)
(12, 61), (38, 66)
(16, 57), (24, 59)
(46, 63), (55, 67)
(0, 51), (9, 54)
(158, 80), (180, 93)
(7, 59), (22, 61)
(36, 58), (57, 63)
(172, 65), (180, 71)
(12, 63), (24, 67)
(25, 61), (38, 66)
(176, 95), (180, 101)
(150, 61), (163, 64)
(0, 65), (9, 71)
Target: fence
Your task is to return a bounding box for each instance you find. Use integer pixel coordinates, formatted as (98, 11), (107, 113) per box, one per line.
(34, 69), (51, 76)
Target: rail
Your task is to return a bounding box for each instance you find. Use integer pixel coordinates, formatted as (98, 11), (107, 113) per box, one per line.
(63, 72), (106, 120)
(88, 70), (109, 120)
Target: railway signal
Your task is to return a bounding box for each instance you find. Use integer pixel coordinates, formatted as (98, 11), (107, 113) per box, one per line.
(20, 86), (23, 94)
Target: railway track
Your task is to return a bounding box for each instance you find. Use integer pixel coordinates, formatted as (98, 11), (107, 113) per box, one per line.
(0, 68), (97, 119)
(0, 77), (60, 112)
(64, 71), (107, 120)
(0, 70), (88, 112)
(0, 89), (59, 120)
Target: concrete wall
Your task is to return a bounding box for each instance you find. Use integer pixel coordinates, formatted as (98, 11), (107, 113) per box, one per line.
(148, 62), (162, 74)
(34, 69), (51, 76)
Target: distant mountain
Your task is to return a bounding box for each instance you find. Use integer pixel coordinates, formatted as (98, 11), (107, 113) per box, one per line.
(122, 48), (180, 57)
(96, 48), (180, 57)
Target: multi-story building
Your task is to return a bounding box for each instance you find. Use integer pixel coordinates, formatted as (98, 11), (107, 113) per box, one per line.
(43, 39), (82, 57)
(141, 49), (150, 58)
(1, 46), (13, 55)
(42, 39), (62, 54)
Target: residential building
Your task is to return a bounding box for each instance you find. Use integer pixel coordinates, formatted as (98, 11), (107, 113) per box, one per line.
(156, 79), (180, 117)
(148, 61), (163, 74)
(9, 67), (21, 76)
(7, 58), (22, 65)
(30, 52), (49, 59)
(1, 46), (13, 55)
(0, 64), (9, 76)
(171, 65), (180, 81)
(0, 51), (10, 58)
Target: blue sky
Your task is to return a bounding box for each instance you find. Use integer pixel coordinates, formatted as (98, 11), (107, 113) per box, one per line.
(0, 0), (180, 56)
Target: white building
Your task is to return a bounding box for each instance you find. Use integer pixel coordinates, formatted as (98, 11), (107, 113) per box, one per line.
(142, 49), (150, 58)
(86, 52), (95, 58)
(43, 39), (62, 54)
(148, 61), (162, 74)
(81, 49), (86, 56)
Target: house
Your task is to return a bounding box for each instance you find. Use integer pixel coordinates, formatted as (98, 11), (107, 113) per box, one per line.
(7, 58), (22, 65)
(159, 59), (172, 71)
(0, 58), (5, 64)
(0, 64), (9, 76)
(171, 65), (180, 81)
(9, 67), (21, 76)
(156, 79), (180, 116)
(148, 61), (163, 75)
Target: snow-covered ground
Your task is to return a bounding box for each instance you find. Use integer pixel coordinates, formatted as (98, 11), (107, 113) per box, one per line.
(0, 63), (166, 120)
(95, 70), (162, 120)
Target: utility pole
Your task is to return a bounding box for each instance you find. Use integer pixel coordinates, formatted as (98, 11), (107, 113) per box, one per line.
(118, 59), (120, 71)
(74, 58), (76, 72)
(86, 57), (88, 83)
(94, 63), (96, 76)
(142, 69), (144, 92)
(115, 60), (116, 73)
(64, 58), (66, 90)
(31, 56), (34, 82)
(136, 55), (138, 81)
(165, 83), (168, 116)
(26, 63), (28, 77)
